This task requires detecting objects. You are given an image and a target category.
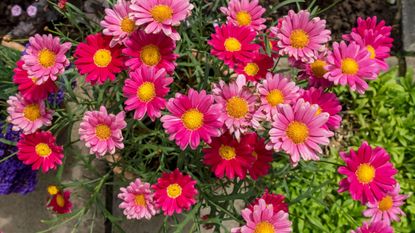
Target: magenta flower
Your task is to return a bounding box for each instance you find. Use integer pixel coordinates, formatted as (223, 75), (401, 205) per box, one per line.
(338, 141), (397, 204)
(351, 221), (394, 233)
(235, 53), (274, 82)
(297, 51), (333, 88)
(220, 0), (266, 31)
(118, 178), (159, 220)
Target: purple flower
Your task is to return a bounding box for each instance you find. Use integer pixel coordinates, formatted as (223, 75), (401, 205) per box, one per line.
(48, 89), (65, 107)
(26, 5), (37, 17)
(11, 5), (22, 17)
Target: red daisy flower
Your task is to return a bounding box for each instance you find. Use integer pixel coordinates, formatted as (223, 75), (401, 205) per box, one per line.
(47, 190), (72, 214)
(74, 33), (124, 85)
(243, 133), (273, 180)
(338, 141), (397, 204)
(17, 131), (64, 173)
(248, 189), (288, 213)
(203, 133), (255, 179)
(152, 169), (198, 216)
(235, 53), (274, 82)
(208, 23), (260, 68)
(13, 60), (57, 101)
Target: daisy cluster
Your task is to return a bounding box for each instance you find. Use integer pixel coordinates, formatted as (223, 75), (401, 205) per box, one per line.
(2, 0), (409, 230)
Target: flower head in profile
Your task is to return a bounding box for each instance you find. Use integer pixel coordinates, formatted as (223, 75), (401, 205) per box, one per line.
(231, 199), (292, 233)
(301, 87), (342, 130)
(74, 33), (124, 85)
(351, 221), (394, 233)
(7, 94), (53, 134)
(129, 0), (194, 40)
(275, 10), (331, 62)
(220, 0), (266, 31)
(212, 76), (257, 140)
(338, 141), (397, 204)
(123, 30), (177, 74)
(248, 189), (288, 214)
(101, 0), (136, 47)
(235, 54), (274, 82)
(325, 41), (377, 94)
(13, 60), (58, 102)
(363, 184), (408, 224)
(266, 99), (333, 166)
(22, 34), (71, 84)
(209, 23), (260, 68)
(17, 131), (64, 173)
(47, 187), (72, 214)
(123, 67), (172, 121)
(79, 106), (127, 157)
(118, 178), (158, 220)
(203, 133), (255, 180)
(152, 169), (198, 216)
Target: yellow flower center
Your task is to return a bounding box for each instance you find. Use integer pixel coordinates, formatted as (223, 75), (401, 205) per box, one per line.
(224, 37), (242, 52)
(236, 11), (252, 26)
(226, 96), (248, 118)
(95, 124), (111, 140)
(181, 109), (204, 130)
(286, 121), (309, 144)
(378, 195), (393, 211)
(120, 17), (135, 33)
(35, 143), (52, 157)
(140, 44), (161, 66)
(310, 59), (327, 78)
(252, 151), (258, 159)
(315, 106), (322, 115)
(134, 194), (146, 207)
(219, 145), (236, 160)
(244, 62), (259, 76)
(254, 221), (275, 233)
(137, 82), (156, 102)
(93, 49), (112, 68)
(366, 45), (376, 59)
(23, 104), (41, 121)
(266, 89), (284, 107)
(47, 185), (59, 195)
(166, 183), (182, 198)
(150, 4), (173, 22)
(355, 163), (375, 184)
(290, 29), (309, 49)
(56, 194), (65, 207)
(341, 58), (359, 75)
(31, 77), (38, 83)
(38, 49), (56, 68)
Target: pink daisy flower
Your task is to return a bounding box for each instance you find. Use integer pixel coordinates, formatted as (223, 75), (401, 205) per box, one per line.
(6, 94), (53, 134)
(248, 190), (288, 214)
(231, 199), (292, 233)
(363, 184), (408, 224)
(152, 169), (198, 216)
(101, 0), (136, 47)
(344, 30), (391, 72)
(325, 41), (377, 94)
(123, 67), (173, 121)
(22, 34), (71, 84)
(129, 0), (194, 41)
(212, 76), (257, 140)
(276, 10), (331, 62)
(74, 33), (124, 85)
(160, 88), (223, 150)
(208, 23), (260, 68)
(79, 106), (127, 157)
(47, 190), (73, 214)
(235, 53), (274, 82)
(266, 99), (333, 166)
(220, 0), (266, 31)
(243, 133), (273, 180)
(118, 178), (159, 220)
(297, 51), (333, 88)
(13, 60), (58, 101)
(17, 131), (64, 173)
(301, 87), (342, 130)
(255, 73), (300, 122)
(203, 133), (255, 180)
(345, 16), (393, 45)
(338, 141), (398, 204)
(351, 221), (394, 233)
(123, 30), (177, 74)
